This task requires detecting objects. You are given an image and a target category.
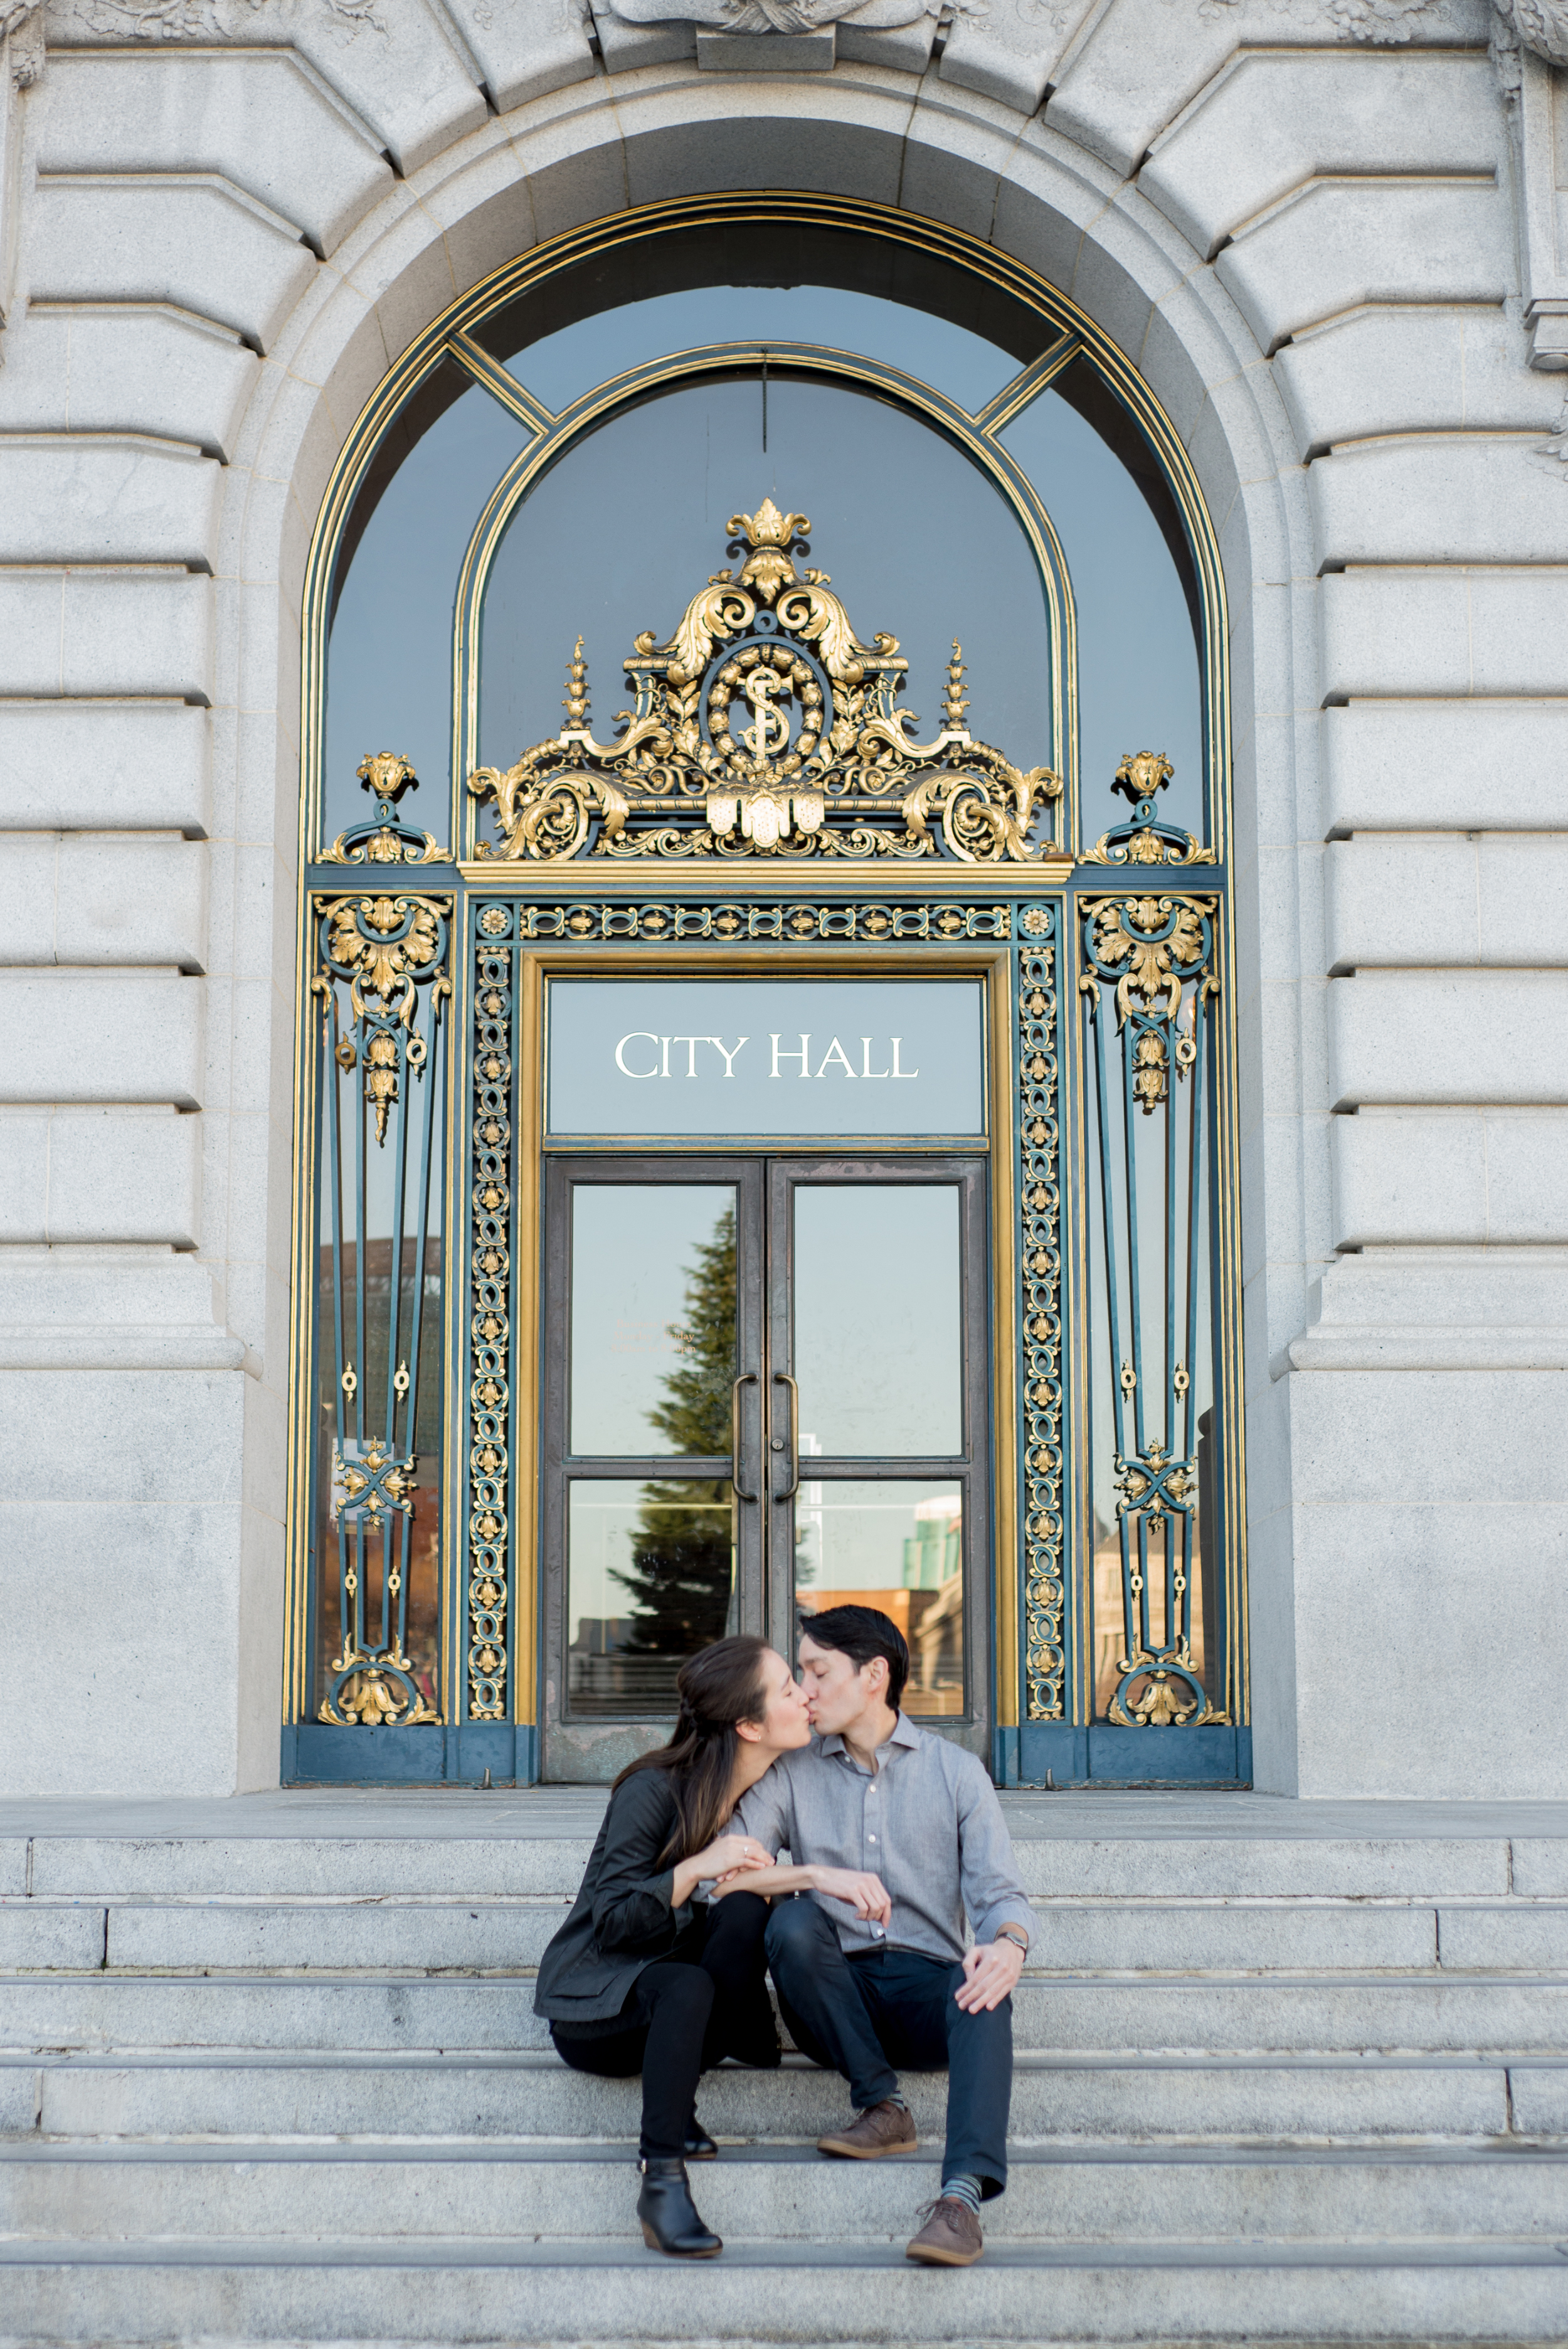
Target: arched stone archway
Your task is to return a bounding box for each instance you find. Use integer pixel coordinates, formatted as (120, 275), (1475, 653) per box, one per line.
(222, 80), (1309, 1796)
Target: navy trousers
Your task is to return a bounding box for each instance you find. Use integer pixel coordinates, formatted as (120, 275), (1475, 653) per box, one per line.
(764, 1894), (1012, 2198)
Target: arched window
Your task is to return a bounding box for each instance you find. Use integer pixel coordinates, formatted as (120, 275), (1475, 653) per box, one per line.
(287, 198), (1244, 1790)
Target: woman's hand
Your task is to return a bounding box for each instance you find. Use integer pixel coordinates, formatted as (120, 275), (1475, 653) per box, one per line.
(670, 1833), (773, 1908)
(808, 1865), (892, 1924)
(701, 1833), (773, 1879)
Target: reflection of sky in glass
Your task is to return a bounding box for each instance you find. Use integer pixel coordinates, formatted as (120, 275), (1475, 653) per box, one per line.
(793, 1187), (961, 1456)
(569, 1185), (735, 1455)
(502, 285), (1018, 418)
(478, 377), (1054, 803)
(323, 294), (1209, 859)
(1001, 393), (1204, 843)
(795, 1481), (961, 1591)
(324, 374), (526, 842)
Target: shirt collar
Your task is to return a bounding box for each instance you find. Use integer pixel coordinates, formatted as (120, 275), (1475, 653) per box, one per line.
(817, 1711), (922, 1763)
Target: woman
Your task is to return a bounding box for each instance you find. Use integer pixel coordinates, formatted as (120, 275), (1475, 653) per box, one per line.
(534, 1635), (810, 2258)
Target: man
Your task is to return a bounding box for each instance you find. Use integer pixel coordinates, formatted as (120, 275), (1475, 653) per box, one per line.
(734, 1604), (1035, 2269)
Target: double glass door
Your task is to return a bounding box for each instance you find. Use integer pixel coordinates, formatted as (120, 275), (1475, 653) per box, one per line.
(541, 1156), (989, 1779)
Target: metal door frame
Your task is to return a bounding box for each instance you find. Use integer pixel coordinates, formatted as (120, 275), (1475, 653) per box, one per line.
(538, 1149), (993, 1776)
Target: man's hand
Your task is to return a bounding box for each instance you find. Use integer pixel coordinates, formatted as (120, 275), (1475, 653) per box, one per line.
(955, 1936), (1025, 2012)
(810, 1865), (892, 1924)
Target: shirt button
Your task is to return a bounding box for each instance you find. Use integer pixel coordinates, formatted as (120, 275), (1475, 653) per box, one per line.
(868, 1834), (877, 1843)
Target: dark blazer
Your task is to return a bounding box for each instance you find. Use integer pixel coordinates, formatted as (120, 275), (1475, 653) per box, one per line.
(533, 1766), (698, 2025)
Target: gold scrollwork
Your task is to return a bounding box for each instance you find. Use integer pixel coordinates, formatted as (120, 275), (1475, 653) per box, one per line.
(318, 894), (453, 1144)
(1078, 753), (1217, 867)
(497, 899), (1010, 945)
(469, 952), (512, 1723)
(469, 501), (1061, 865)
(1108, 1655), (1209, 1728)
(331, 1660), (437, 1726)
(1079, 892), (1217, 1115)
(319, 752), (451, 865)
(330, 1437), (418, 1524)
(320, 824), (450, 866)
(1019, 932), (1066, 1722)
(1080, 826), (1217, 868)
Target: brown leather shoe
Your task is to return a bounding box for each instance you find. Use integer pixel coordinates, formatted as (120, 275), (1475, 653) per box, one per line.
(906, 2195), (984, 2266)
(816, 2097), (918, 2159)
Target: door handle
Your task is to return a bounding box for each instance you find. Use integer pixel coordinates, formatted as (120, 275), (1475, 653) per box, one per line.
(772, 1371), (800, 1500)
(731, 1372), (758, 1502)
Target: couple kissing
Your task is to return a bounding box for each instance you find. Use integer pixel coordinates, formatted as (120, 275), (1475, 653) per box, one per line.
(534, 1607), (1034, 2265)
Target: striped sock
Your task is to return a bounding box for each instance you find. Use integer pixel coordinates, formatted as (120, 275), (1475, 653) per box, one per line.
(941, 2173), (983, 2215)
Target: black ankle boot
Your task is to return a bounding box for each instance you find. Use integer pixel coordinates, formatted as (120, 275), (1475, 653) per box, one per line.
(684, 2116), (718, 2160)
(637, 2156), (722, 2257)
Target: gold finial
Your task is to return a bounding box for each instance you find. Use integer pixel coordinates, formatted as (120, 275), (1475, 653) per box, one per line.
(562, 636), (590, 728)
(356, 751), (418, 805)
(1113, 750), (1174, 808)
(726, 497), (810, 603)
(944, 641), (970, 731)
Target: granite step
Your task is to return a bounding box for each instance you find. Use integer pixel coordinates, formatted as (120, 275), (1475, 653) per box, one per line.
(0, 2140), (1562, 2244)
(3, 1896), (1565, 1975)
(3, 2047), (1523, 2143)
(0, 2234), (1562, 2344)
(3, 1971), (1567, 2054)
(14, 1819), (1557, 1904)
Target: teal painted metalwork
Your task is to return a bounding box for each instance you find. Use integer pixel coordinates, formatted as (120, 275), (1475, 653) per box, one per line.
(468, 916), (516, 1723)
(1017, 915), (1066, 1724)
(1078, 758), (1223, 1732)
(502, 900), (1012, 943)
(310, 763), (452, 1730)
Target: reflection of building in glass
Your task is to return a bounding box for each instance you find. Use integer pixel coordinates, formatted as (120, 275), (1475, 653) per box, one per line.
(1091, 1512), (1209, 1721)
(903, 1495), (961, 1590)
(314, 1236), (444, 1716)
(568, 1485), (736, 1717)
(798, 1492), (964, 1717)
(568, 1614), (686, 1710)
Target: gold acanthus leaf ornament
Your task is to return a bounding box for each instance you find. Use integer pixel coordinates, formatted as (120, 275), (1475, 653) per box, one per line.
(325, 895), (446, 1022)
(1089, 897), (1209, 1026)
(468, 504), (1062, 864)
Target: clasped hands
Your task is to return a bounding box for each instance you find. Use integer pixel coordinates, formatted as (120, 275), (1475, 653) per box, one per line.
(705, 1839), (891, 1923)
(702, 1836), (1025, 2012)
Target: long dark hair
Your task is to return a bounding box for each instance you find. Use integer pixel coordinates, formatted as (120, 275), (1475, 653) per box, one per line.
(613, 1635), (771, 1864)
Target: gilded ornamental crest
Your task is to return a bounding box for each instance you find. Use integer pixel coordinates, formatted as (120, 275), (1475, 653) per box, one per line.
(468, 499), (1061, 864)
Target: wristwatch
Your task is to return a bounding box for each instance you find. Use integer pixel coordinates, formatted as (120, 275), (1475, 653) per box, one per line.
(995, 1924), (1029, 1953)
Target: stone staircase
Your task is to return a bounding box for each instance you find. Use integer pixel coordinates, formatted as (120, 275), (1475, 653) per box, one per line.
(0, 1788), (1565, 2344)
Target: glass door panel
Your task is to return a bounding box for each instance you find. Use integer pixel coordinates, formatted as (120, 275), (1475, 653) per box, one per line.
(768, 1160), (990, 1750)
(566, 1477), (736, 1714)
(792, 1187), (962, 1456)
(569, 1185), (739, 1456)
(795, 1478), (965, 1715)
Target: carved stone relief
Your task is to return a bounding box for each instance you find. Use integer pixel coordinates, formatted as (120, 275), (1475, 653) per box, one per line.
(1497, 0), (1568, 68)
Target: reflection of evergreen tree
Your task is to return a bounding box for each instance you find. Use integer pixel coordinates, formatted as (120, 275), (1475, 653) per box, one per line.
(615, 1206), (736, 1657)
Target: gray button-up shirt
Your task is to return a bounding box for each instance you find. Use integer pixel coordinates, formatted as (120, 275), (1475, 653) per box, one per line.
(735, 1714), (1035, 1965)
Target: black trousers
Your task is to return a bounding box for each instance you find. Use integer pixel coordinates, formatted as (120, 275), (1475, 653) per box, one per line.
(765, 1892), (1013, 2198)
(550, 1892), (775, 2159)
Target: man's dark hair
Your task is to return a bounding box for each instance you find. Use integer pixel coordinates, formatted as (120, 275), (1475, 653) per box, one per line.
(799, 1604), (909, 1712)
